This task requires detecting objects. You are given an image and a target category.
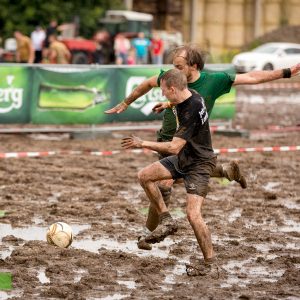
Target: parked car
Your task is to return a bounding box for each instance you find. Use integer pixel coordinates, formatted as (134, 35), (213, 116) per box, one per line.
(232, 42), (300, 73)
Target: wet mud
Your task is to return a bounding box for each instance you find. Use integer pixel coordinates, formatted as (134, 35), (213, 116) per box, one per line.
(0, 119), (299, 299)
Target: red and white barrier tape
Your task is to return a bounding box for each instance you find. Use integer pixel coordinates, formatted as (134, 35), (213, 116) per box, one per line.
(0, 146), (299, 159)
(213, 145), (300, 154)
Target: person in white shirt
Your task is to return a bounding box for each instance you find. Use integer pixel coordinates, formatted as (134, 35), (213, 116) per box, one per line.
(31, 26), (46, 63)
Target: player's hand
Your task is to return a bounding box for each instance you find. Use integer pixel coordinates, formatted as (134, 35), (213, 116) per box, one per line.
(291, 63), (300, 77)
(105, 102), (128, 114)
(152, 102), (169, 114)
(121, 135), (143, 149)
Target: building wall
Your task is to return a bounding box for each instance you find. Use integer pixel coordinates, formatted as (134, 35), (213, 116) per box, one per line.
(133, 0), (300, 55)
(288, 0), (300, 25)
(182, 0), (300, 54)
(132, 0), (183, 30)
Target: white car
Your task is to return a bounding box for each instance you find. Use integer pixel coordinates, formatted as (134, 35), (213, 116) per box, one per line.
(232, 42), (300, 73)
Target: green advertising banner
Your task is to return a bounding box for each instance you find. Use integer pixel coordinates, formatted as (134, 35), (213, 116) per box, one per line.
(0, 66), (32, 123)
(30, 68), (113, 124)
(0, 64), (236, 124)
(111, 67), (166, 122)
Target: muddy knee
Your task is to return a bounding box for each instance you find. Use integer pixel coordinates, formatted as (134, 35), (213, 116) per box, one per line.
(137, 169), (148, 187)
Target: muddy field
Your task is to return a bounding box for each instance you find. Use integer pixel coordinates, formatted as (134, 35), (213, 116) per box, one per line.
(0, 107), (299, 299)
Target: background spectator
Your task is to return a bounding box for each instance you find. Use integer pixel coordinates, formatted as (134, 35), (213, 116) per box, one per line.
(114, 33), (131, 64)
(48, 34), (71, 64)
(0, 37), (4, 62)
(93, 30), (113, 64)
(127, 48), (136, 65)
(151, 31), (164, 65)
(31, 26), (46, 63)
(132, 32), (150, 64)
(14, 30), (34, 63)
(44, 20), (58, 48)
(43, 20), (58, 60)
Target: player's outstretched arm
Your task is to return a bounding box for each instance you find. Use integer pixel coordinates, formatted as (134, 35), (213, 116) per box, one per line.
(105, 75), (159, 114)
(233, 63), (300, 86)
(121, 135), (186, 155)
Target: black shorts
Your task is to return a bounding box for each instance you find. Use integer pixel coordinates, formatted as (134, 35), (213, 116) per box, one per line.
(160, 155), (216, 197)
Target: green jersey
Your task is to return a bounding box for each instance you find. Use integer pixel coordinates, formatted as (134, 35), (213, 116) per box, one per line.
(156, 70), (235, 141)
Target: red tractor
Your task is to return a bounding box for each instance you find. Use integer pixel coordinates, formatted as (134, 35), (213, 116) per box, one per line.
(61, 38), (97, 64)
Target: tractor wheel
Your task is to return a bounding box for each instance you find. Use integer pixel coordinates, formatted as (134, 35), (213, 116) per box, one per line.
(72, 52), (89, 64)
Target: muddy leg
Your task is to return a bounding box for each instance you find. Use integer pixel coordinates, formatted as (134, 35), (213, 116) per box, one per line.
(146, 183), (173, 231)
(211, 161), (247, 189)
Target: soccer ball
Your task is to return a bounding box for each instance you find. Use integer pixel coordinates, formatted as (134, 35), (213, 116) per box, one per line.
(46, 222), (73, 248)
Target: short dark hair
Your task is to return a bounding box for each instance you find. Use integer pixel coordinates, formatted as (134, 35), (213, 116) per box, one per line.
(171, 44), (207, 70)
(160, 69), (187, 90)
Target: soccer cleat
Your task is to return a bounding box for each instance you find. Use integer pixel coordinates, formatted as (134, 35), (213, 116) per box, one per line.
(223, 161), (247, 189)
(145, 217), (178, 244)
(137, 236), (152, 250)
(186, 260), (220, 279)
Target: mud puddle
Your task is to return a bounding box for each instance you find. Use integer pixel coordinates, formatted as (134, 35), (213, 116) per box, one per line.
(0, 223), (90, 259)
(0, 222), (178, 259)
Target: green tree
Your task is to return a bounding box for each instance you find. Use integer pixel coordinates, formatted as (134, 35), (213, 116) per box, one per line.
(0, 0), (124, 40)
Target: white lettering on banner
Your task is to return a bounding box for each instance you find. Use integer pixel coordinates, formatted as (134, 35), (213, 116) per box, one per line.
(125, 76), (166, 116)
(7, 75), (14, 85)
(0, 76), (24, 113)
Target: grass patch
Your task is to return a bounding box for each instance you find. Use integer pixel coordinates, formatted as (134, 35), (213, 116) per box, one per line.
(0, 273), (12, 290)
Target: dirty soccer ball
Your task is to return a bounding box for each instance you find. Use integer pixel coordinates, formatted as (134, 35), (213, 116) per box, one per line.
(46, 222), (73, 248)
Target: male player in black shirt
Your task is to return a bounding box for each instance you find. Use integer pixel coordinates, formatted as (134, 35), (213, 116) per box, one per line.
(122, 69), (220, 278)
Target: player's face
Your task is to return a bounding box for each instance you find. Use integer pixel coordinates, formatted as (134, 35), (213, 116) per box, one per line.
(161, 80), (176, 102)
(173, 54), (193, 81)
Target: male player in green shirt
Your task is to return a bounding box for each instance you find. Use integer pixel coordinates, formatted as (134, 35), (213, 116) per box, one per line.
(105, 44), (300, 250)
